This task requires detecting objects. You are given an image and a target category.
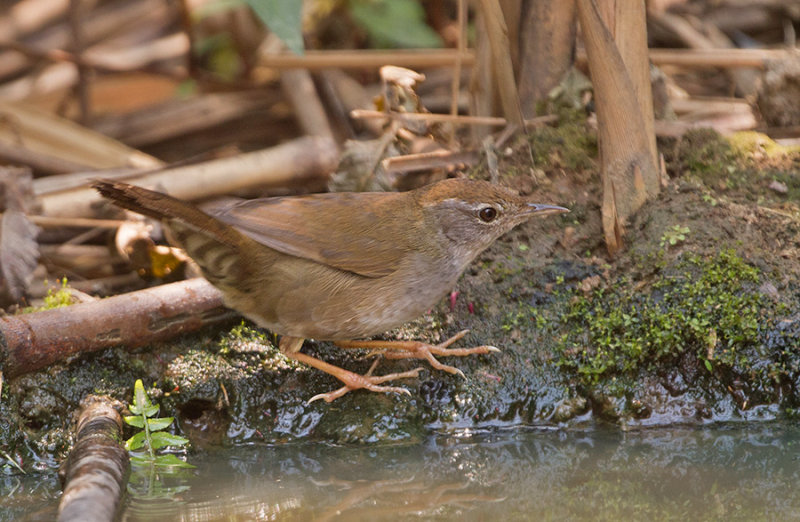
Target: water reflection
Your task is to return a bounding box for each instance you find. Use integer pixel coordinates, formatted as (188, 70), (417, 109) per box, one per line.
(3, 424), (799, 520)
(117, 424), (800, 521)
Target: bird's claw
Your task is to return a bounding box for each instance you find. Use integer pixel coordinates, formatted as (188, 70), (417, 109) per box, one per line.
(306, 367), (422, 404)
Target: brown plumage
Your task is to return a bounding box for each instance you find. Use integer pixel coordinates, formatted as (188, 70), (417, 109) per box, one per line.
(93, 178), (567, 402)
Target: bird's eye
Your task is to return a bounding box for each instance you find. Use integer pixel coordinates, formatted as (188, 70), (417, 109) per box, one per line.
(478, 207), (498, 222)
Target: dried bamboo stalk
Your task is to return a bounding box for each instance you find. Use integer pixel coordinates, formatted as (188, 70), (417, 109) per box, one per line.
(280, 69), (336, 142)
(38, 135), (339, 218)
(576, 48), (792, 69)
(0, 100), (162, 170)
(351, 109), (556, 127)
(258, 49), (476, 70)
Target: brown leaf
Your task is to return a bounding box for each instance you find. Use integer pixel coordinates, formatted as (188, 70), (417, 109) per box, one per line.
(0, 210), (39, 302)
(0, 167), (39, 303)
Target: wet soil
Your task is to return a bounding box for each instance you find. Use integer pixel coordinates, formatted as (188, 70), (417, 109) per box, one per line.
(2, 124), (799, 469)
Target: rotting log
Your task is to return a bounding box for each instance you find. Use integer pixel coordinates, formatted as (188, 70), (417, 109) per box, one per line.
(57, 395), (129, 522)
(0, 278), (233, 379)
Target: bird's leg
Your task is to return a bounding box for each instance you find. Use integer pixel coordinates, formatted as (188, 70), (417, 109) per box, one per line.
(334, 330), (499, 379)
(279, 336), (422, 403)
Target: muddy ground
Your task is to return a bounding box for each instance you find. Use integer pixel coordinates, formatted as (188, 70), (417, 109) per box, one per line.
(2, 121), (799, 468)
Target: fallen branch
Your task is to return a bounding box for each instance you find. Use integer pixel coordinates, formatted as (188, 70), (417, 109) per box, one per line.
(57, 395), (128, 522)
(0, 278), (233, 378)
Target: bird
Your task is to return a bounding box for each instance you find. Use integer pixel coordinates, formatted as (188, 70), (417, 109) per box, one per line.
(93, 178), (567, 402)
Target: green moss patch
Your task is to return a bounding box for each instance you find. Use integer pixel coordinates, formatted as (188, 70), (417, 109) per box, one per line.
(557, 249), (772, 386)
(528, 109), (598, 172)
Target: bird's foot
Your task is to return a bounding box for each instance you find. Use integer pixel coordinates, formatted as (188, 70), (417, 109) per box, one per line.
(335, 330), (500, 378)
(304, 358), (422, 404)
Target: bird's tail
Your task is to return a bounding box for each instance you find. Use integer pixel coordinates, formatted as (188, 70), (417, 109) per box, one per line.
(93, 180), (253, 289)
(92, 180), (240, 248)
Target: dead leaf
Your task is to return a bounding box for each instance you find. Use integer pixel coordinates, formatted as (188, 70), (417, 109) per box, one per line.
(0, 210), (39, 301)
(0, 167), (39, 304)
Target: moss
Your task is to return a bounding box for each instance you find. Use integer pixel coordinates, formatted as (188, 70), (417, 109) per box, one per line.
(671, 128), (739, 184)
(20, 277), (74, 313)
(528, 108), (598, 172)
(557, 249), (769, 385)
(728, 131), (800, 158)
(667, 129), (800, 201)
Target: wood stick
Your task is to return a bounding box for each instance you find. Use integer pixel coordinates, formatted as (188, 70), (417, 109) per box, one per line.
(280, 69), (336, 142)
(450, 0), (467, 120)
(670, 97), (753, 115)
(649, 12), (759, 96)
(320, 69), (383, 135)
(0, 33), (188, 101)
(261, 47), (786, 72)
(58, 396), (129, 522)
(0, 0), (171, 81)
(68, 0), (92, 124)
(381, 150), (480, 175)
(91, 91), (278, 147)
(576, 48), (792, 70)
(477, 0), (523, 126)
(34, 168), (145, 196)
(0, 100), (162, 171)
(28, 215), (126, 229)
(0, 0), (69, 43)
(27, 272), (145, 299)
(0, 141), (93, 175)
(350, 109), (557, 127)
(654, 110), (758, 137)
(38, 135), (339, 218)
(258, 49), (476, 70)
(0, 278), (233, 378)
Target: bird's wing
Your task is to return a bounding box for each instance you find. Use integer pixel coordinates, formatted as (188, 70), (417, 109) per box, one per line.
(214, 192), (414, 278)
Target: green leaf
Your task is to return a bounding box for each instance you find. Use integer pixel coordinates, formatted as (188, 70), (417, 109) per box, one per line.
(704, 359), (713, 372)
(123, 415), (144, 428)
(153, 454), (196, 469)
(133, 379), (150, 409)
(126, 431), (147, 451)
(245, 0), (304, 55)
(149, 432), (190, 450)
(350, 0), (442, 49)
(130, 454), (155, 466)
(146, 417), (174, 432)
(131, 403), (159, 418)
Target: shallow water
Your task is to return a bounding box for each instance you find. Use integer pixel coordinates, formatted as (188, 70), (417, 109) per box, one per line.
(4, 423), (800, 521)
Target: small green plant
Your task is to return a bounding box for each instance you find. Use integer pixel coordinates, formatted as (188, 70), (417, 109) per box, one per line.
(124, 380), (193, 468)
(701, 193), (718, 206)
(660, 225), (690, 248)
(20, 277), (73, 314)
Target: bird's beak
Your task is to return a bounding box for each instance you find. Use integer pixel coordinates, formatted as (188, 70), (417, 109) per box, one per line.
(525, 202), (569, 216)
